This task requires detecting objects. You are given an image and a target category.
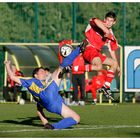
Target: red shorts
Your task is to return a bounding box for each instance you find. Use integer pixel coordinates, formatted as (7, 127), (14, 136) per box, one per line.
(83, 45), (106, 63)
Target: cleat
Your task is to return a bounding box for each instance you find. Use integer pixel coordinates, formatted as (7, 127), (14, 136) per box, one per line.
(44, 123), (54, 130)
(58, 66), (71, 78)
(97, 88), (102, 93)
(79, 39), (88, 53)
(98, 86), (114, 101)
(91, 101), (97, 105)
(69, 101), (79, 106)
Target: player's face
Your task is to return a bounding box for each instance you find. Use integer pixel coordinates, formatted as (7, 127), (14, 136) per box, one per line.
(104, 17), (116, 28)
(35, 69), (46, 80)
(45, 70), (50, 76)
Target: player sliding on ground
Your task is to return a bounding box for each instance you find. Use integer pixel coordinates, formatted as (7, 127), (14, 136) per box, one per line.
(4, 42), (86, 130)
(82, 11), (120, 100)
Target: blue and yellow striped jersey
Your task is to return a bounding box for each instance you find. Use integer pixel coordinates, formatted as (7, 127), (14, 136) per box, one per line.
(20, 77), (49, 98)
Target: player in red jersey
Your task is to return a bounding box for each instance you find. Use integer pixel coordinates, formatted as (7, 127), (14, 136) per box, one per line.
(86, 70), (108, 104)
(82, 11), (120, 99)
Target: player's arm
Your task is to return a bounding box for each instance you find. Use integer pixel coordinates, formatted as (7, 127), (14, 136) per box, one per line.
(36, 103), (48, 125)
(109, 50), (120, 74)
(110, 50), (118, 63)
(4, 60), (21, 85)
(90, 18), (111, 37)
(109, 35), (120, 75)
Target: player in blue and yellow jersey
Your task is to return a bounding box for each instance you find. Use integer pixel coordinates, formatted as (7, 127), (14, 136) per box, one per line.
(4, 42), (86, 129)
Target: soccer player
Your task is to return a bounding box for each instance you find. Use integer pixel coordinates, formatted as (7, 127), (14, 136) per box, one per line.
(4, 44), (84, 130)
(86, 70), (108, 104)
(82, 11), (120, 98)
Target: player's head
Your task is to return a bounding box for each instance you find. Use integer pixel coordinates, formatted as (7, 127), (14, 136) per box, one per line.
(44, 67), (50, 76)
(32, 67), (46, 80)
(104, 11), (117, 28)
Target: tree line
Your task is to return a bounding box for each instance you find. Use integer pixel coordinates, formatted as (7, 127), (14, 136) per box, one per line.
(0, 3), (139, 45)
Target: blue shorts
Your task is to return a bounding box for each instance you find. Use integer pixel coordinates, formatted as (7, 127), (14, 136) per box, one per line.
(39, 81), (64, 115)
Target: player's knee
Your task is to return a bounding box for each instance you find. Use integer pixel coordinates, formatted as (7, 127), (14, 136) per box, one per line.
(96, 65), (102, 71)
(73, 114), (80, 123)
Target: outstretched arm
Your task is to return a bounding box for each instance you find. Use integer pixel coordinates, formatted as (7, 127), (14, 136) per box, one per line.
(90, 18), (111, 38)
(36, 103), (48, 125)
(4, 60), (21, 85)
(109, 50), (120, 75)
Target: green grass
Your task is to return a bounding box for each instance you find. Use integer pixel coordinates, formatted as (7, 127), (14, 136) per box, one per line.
(0, 103), (140, 138)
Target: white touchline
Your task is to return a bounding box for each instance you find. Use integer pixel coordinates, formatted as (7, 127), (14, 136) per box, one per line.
(0, 125), (140, 133)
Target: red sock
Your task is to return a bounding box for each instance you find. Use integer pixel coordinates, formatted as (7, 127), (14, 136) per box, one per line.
(91, 89), (97, 100)
(104, 70), (114, 88)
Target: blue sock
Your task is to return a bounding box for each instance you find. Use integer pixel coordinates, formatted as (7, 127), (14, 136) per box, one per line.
(60, 47), (80, 68)
(52, 117), (77, 129)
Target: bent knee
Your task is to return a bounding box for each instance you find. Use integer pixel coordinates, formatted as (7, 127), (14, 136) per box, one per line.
(97, 65), (102, 70)
(73, 114), (80, 123)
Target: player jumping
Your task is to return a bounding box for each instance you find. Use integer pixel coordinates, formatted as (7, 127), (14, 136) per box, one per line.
(82, 11), (120, 99)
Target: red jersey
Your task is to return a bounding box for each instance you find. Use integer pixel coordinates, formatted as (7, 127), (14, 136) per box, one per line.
(85, 18), (118, 51)
(72, 55), (85, 74)
(91, 70), (107, 89)
(8, 70), (23, 87)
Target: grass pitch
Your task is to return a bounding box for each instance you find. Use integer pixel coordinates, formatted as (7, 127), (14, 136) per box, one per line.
(0, 103), (140, 138)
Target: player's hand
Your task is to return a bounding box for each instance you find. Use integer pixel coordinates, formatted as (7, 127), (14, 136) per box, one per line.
(102, 32), (111, 42)
(4, 60), (11, 65)
(104, 32), (111, 38)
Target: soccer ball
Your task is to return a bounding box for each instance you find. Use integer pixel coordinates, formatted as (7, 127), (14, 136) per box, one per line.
(19, 98), (25, 105)
(60, 44), (73, 57)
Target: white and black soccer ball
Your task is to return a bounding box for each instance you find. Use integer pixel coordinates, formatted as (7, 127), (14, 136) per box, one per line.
(19, 98), (25, 105)
(60, 44), (73, 57)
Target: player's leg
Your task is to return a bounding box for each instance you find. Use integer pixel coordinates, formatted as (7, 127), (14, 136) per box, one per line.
(103, 57), (118, 88)
(51, 103), (80, 129)
(78, 74), (86, 105)
(90, 57), (103, 71)
(72, 75), (79, 105)
(51, 46), (83, 86)
(99, 57), (118, 100)
(83, 46), (103, 71)
(60, 47), (80, 68)
(36, 103), (55, 129)
(41, 82), (80, 129)
(91, 88), (97, 104)
(58, 42), (87, 78)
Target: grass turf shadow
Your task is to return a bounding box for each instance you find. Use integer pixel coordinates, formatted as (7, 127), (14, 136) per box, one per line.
(0, 116), (62, 127)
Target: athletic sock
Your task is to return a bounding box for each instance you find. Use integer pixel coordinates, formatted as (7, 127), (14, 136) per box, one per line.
(52, 117), (77, 129)
(60, 47), (80, 68)
(104, 70), (115, 88)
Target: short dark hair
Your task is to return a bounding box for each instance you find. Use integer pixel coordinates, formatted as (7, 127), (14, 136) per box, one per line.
(32, 67), (44, 78)
(105, 11), (117, 21)
(44, 67), (50, 72)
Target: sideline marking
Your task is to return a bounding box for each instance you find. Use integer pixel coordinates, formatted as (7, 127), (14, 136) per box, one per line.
(1, 125), (140, 133)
